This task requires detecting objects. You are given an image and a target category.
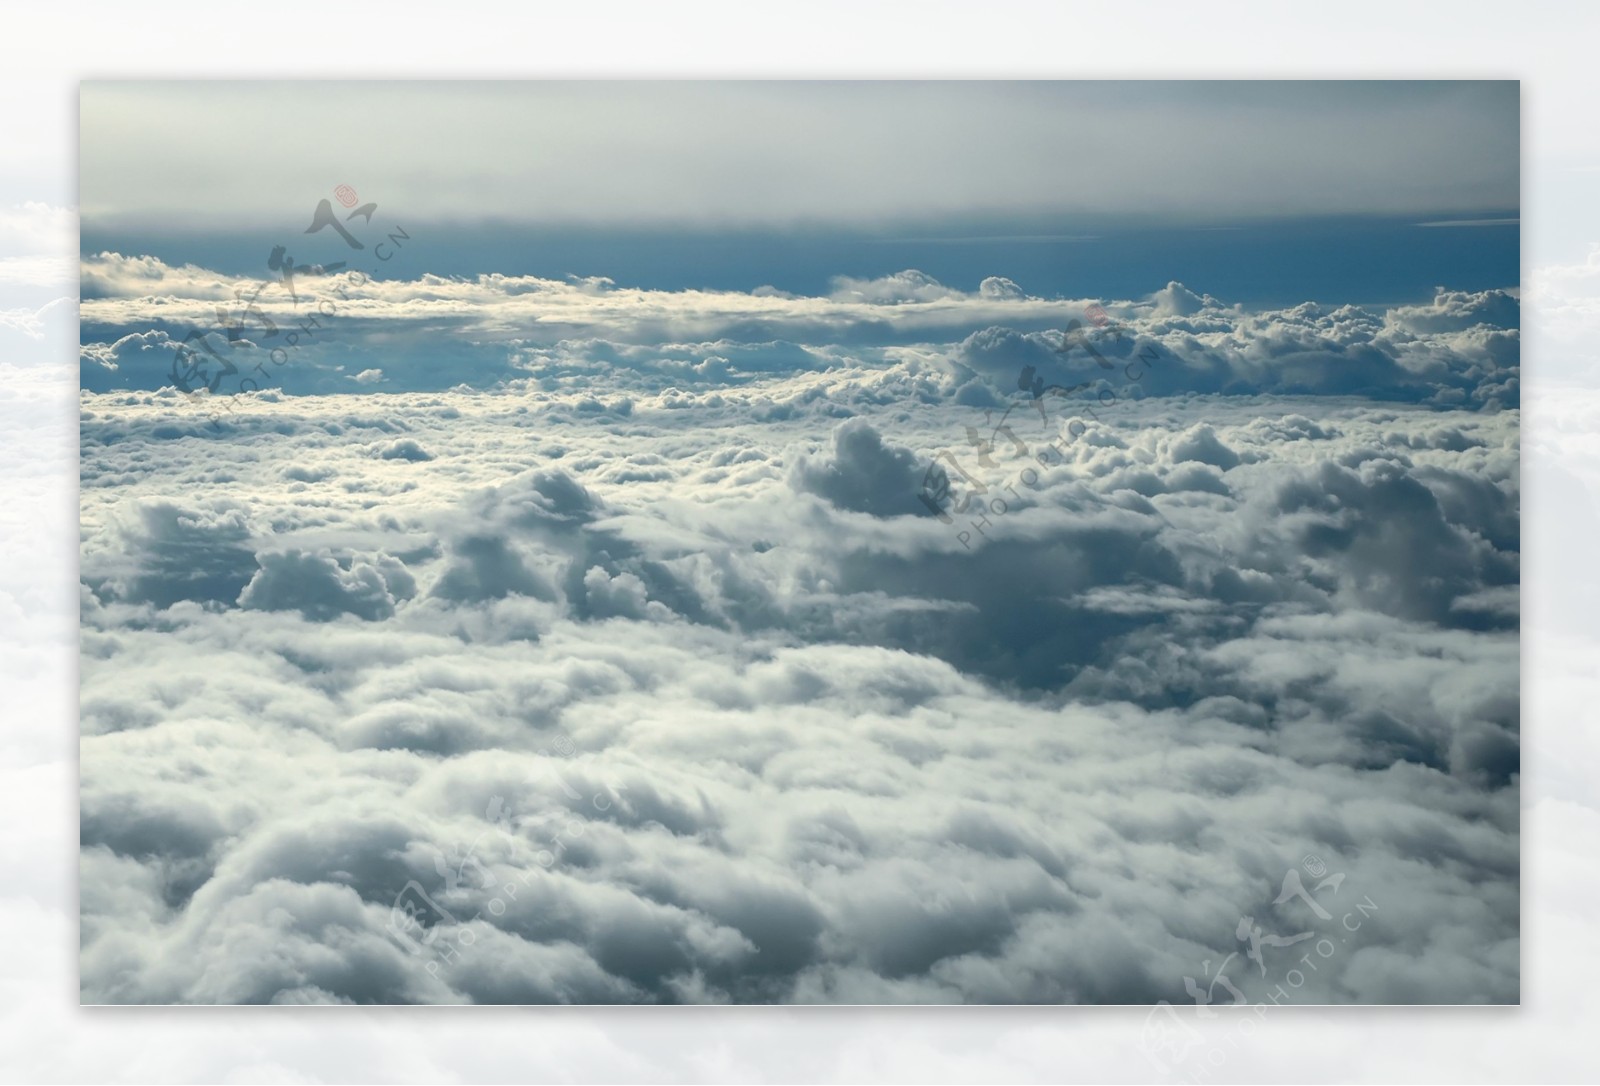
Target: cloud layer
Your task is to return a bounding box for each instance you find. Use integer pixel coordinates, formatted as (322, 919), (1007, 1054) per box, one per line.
(79, 255), (1520, 417)
(80, 303), (1520, 1002)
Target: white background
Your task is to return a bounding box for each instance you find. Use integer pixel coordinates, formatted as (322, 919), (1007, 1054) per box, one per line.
(2, 1), (1596, 1081)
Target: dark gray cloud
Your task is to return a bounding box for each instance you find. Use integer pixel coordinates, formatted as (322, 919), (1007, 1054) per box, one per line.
(88, 500), (259, 609)
(240, 550), (411, 622)
(791, 418), (943, 519)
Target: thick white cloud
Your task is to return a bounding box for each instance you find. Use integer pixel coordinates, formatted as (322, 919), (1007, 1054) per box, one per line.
(78, 344), (1519, 1004)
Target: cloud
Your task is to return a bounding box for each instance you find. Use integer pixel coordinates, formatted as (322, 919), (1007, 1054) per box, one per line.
(78, 360), (1519, 1004)
(791, 418), (943, 518)
(1169, 424), (1241, 470)
(1388, 288), (1519, 334)
(70, 116), (1521, 1003)
(0, 201), (76, 263)
(377, 438), (434, 462)
(239, 549), (410, 622)
(978, 276), (1027, 301)
(829, 270), (966, 305)
(1148, 281), (1214, 318)
(430, 534), (557, 605)
(87, 499), (259, 609)
(2, 295), (75, 366)
(78, 259), (1518, 412)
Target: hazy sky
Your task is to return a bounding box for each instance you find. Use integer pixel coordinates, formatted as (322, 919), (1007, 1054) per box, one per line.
(79, 81), (1519, 230)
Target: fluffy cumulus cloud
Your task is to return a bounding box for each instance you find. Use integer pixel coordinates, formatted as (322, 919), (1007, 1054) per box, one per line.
(790, 418), (942, 518)
(77, 260), (1520, 1006)
(77, 257), (1520, 411)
